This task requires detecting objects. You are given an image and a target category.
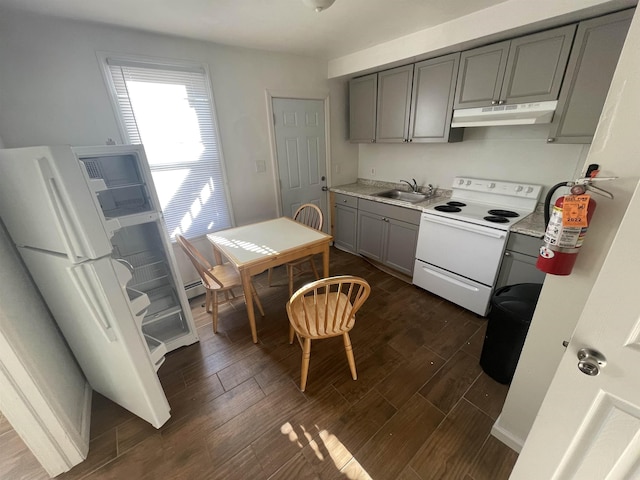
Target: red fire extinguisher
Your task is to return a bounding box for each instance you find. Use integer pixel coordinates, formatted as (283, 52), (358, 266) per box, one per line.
(536, 165), (615, 276)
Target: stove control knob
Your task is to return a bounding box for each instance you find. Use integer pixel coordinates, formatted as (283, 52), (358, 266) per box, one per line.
(488, 182), (496, 189)
(458, 179), (465, 185)
(526, 186), (534, 193)
(466, 180), (472, 186)
(515, 185), (524, 192)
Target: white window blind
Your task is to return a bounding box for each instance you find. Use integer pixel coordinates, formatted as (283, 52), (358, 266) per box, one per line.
(105, 58), (232, 239)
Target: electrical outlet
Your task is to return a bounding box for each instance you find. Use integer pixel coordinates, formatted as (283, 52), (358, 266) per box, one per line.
(370, 168), (376, 176)
(334, 164), (341, 174)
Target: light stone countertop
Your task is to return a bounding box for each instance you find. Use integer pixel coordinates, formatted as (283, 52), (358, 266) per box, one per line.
(331, 179), (547, 239)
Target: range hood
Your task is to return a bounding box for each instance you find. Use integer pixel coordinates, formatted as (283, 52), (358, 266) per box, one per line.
(451, 100), (557, 127)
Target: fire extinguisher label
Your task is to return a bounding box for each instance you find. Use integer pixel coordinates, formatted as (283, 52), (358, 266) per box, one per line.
(562, 195), (590, 227)
(544, 205), (583, 248)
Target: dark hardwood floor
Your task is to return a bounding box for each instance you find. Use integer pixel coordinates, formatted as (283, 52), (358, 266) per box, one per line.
(1, 247), (518, 479)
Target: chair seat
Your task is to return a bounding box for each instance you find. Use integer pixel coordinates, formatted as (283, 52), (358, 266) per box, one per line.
(208, 263), (242, 291)
(289, 293), (354, 338)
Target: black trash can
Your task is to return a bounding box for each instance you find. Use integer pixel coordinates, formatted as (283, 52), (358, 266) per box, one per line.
(480, 283), (543, 384)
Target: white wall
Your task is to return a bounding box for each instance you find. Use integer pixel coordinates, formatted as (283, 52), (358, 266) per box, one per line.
(0, 7), (341, 227)
(358, 126), (589, 194)
(494, 7), (640, 451)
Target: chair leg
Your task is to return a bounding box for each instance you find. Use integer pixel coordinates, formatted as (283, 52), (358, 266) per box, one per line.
(250, 282), (265, 317)
(204, 290), (212, 313)
(300, 337), (311, 392)
(211, 291), (219, 334)
(309, 256), (320, 280)
(343, 332), (357, 380)
(287, 264), (294, 297)
(267, 267), (273, 286)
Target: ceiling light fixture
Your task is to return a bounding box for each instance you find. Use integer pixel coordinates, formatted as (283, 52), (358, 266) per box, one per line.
(302, 0), (336, 13)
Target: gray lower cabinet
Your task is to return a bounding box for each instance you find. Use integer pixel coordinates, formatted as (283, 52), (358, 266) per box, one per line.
(455, 24), (576, 108)
(349, 73), (377, 143)
(496, 233), (546, 289)
(357, 199), (420, 276)
(333, 193), (358, 253)
(547, 9), (634, 144)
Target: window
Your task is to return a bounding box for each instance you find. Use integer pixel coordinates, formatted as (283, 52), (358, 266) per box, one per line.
(102, 55), (232, 239)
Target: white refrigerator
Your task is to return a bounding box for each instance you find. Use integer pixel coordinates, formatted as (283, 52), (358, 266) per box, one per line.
(0, 144), (199, 430)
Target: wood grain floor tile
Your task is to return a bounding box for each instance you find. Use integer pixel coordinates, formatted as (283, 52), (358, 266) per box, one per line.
(461, 321), (487, 359)
(376, 346), (446, 409)
(0, 428), (49, 480)
(57, 428), (117, 480)
(419, 350), (482, 414)
(424, 318), (481, 360)
(466, 435), (519, 480)
(464, 372), (510, 420)
(355, 394), (445, 479)
(409, 399), (495, 480)
(0, 412), (13, 436)
(209, 446), (266, 480)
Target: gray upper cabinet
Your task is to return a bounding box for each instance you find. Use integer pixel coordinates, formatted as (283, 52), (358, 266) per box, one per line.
(409, 53), (464, 143)
(547, 9), (634, 144)
(376, 65), (414, 143)
(455, 41), (510, 109)
(349, 73), (377, 143)
(455, 24), (576, 108)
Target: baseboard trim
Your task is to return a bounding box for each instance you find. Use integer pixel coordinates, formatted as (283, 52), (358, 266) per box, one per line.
(491, 415), (524, 453)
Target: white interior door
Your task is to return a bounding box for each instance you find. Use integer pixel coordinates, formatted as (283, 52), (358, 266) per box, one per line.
(510, 179), (640, 479)
(272, 98), (328, 224)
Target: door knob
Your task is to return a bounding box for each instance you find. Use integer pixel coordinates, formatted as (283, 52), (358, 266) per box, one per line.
(577, 348), (606, 376)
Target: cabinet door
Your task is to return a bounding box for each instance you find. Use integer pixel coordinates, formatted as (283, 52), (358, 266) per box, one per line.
(376, 65), (414, 143)
(349, 74), (377, 143)
(501, 24), (576, 104)
(454, 41), (510, 108)
(496, 251), (546, 289)
(334, 204), (357, 253)
(383, 218), (419, 275)
(357, 210), (384, 261)
(547, 9), (633, 144)
(409, 53), (463, 143)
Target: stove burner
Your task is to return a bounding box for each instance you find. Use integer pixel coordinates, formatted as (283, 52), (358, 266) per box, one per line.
(447, 201), (466, 207)
(484, 215), (510, 223)
(487, 209), (519, 218)
(435, 205), (462, 213)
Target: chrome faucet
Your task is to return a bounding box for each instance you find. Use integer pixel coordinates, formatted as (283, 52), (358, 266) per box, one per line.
(400, 178), (419, 193)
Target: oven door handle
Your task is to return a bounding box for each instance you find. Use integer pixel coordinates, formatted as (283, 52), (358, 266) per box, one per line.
(421, 266), (480, 292)
(422, 214), (506, 239)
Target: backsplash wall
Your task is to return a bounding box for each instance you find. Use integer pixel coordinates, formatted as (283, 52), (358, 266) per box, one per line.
(357, 124), (590, 196)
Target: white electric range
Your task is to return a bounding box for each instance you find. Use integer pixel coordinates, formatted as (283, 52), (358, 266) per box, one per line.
(413, 177), (542, 316)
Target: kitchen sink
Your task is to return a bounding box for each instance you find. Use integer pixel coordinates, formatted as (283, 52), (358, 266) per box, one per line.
(374, 189), (429, 203)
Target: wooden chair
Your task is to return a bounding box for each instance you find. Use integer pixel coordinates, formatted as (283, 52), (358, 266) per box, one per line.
(176, 234), (264, 333)
(286, 276), (371, 392)
(268, 203), (324, 296)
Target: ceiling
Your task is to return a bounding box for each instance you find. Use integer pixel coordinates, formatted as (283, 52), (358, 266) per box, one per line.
(0, 0), (511, 59)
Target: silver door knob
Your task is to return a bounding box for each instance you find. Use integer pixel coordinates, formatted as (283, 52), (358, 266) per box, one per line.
(577, 348), (606, 376)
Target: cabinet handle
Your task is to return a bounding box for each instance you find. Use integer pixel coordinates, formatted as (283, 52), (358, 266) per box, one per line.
(371, 139), (375, 143)
(498, 100), (505, 105)
(408, 138), (413, 142)
(504, 252), (511, 256)
(547, 138), (555, 143)
(491, 100), (498, 105)
(343, 199), (348, 203)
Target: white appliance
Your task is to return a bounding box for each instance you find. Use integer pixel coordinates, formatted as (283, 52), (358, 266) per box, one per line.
(0, 145), (199, 429)
(451, 100), (557, 127)
(413, 177), (542, 316)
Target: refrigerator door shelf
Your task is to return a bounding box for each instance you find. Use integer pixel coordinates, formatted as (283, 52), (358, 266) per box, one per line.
(126, 287), (151, 317)
(143, 312), (191, 351)
(143, 286), (181, 321)
(143, 335), (167, 372)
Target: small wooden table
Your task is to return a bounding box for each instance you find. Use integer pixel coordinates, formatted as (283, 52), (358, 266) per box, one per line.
(207, 217), (332, 343)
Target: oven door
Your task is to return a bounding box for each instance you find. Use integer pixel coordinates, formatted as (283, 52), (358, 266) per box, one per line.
(415, 213), (508, 286)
